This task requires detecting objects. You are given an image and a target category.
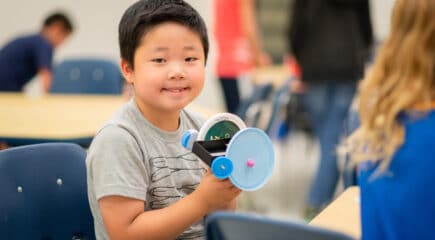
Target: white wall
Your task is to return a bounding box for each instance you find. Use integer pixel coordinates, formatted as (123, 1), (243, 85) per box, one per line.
(0, 0), (223, 110)
(0, 0), (395, 110)
(0, 0), (135, 61)
(370, 0), (396, 41)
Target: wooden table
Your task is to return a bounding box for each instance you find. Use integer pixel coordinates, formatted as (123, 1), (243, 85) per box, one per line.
(251, 65), (289, 88)
(309, 186), (361, 239)
(0, 93), (219, 147)
(0, 93), (127, 146)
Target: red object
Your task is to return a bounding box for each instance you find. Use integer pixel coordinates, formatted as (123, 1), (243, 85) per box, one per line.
(287, 57), (302, 78)
(214, 0), (253, 77)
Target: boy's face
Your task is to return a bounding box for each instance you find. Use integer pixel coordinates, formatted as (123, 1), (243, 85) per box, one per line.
(45, 22), (71, 48)
(121, 22), (205, 116)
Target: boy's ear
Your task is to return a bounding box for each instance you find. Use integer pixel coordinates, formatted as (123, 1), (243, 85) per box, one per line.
(120, 59), (134, 84)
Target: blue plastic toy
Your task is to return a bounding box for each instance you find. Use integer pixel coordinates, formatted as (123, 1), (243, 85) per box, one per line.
(181, 113), (274, 191)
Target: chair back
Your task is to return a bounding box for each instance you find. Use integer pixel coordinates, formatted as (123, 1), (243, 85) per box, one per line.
(50, 58), (123, 94)
(236, 83), (274, 127)
(206, 211), (354, 240)
(0, 143), (95, 239)
(264, 79), (291, 137)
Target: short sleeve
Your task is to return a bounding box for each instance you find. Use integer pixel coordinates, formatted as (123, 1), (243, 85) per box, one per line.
(87, 124), (149, 201)
(34, 38), (53, 70)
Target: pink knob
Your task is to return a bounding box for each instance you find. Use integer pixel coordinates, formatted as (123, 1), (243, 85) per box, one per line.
(247, 159), (255, 168)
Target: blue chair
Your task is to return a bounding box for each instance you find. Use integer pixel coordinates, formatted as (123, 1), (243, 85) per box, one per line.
(265, 79), (291, 138)
(0, 137), (93, 149)
(0, 143), (95, 239)
(50, 58), (123, 95)
(236, 83), (274, 127)
(206, 211), (354, 240)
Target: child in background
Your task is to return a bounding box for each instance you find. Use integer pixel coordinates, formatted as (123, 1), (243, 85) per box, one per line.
(346, 0), (435, 239)
(86, 1), (241, 239)
(0, 12), (73, 92)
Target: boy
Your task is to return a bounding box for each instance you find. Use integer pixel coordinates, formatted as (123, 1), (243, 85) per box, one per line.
(0, 12), (73, 92)
(86, 1), (241, 239)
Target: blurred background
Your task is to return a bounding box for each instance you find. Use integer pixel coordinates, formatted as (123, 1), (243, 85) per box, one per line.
(0, 0), (396, 223)
(0, 0), (395, 110)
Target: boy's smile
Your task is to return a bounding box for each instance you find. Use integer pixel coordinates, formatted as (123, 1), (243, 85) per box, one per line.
(121, 21), (206, 130)
(162, 86), (190, 97)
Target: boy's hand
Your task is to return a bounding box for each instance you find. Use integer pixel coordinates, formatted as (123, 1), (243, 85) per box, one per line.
(193, 169), (241, 212)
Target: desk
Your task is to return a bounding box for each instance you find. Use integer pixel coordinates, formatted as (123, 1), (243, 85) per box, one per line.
(309, 186), (361, 239)
(0, 93), (219, 147)
(0, 93), (127, 147)
(251, 65), (289, 88)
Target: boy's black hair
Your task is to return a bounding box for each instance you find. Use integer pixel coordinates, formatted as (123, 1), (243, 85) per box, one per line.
(43, 12), (74, 33)
(118, 0), (209, 68)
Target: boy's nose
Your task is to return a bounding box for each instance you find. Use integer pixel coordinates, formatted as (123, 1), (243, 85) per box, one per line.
(168, 63), (186, 80)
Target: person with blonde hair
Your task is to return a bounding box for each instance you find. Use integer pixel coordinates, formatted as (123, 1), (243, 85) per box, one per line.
(346, 0), (435, 239)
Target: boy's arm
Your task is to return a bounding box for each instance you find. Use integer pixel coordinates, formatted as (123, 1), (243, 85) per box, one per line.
(99, 193), (207, 240)
(38, 68), (52, 93)
(99, 170), (241, 240)
(224, 198), (238, 211)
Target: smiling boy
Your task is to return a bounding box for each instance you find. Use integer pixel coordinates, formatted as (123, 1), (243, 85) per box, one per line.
(86, 1), (241, 239)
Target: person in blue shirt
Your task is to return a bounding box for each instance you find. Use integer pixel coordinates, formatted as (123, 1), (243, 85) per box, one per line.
(345, 0), (435, 239)
(0, 12), (73, 92)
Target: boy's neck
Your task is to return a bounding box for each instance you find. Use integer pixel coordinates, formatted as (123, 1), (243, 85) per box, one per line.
(134, 98), (181, 131)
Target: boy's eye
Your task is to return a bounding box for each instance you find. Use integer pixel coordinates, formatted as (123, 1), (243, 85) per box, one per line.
(152, 58), (166, 63)
(185, 57), (198, 62)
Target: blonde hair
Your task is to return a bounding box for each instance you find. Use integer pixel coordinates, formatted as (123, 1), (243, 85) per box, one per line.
(346, 0), (435, 172)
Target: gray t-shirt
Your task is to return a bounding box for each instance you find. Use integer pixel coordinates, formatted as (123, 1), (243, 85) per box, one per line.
(86, 99), (206, 240)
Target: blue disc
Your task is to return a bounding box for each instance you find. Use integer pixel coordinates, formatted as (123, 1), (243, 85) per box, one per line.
(211, 157), (233, 179)
(226, 128), (274, 191)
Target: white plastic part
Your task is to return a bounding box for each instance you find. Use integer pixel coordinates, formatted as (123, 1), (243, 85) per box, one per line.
(197, 113), (247, 141)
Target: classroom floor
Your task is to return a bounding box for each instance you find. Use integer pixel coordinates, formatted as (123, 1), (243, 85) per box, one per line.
(236, 132), (345, 223)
